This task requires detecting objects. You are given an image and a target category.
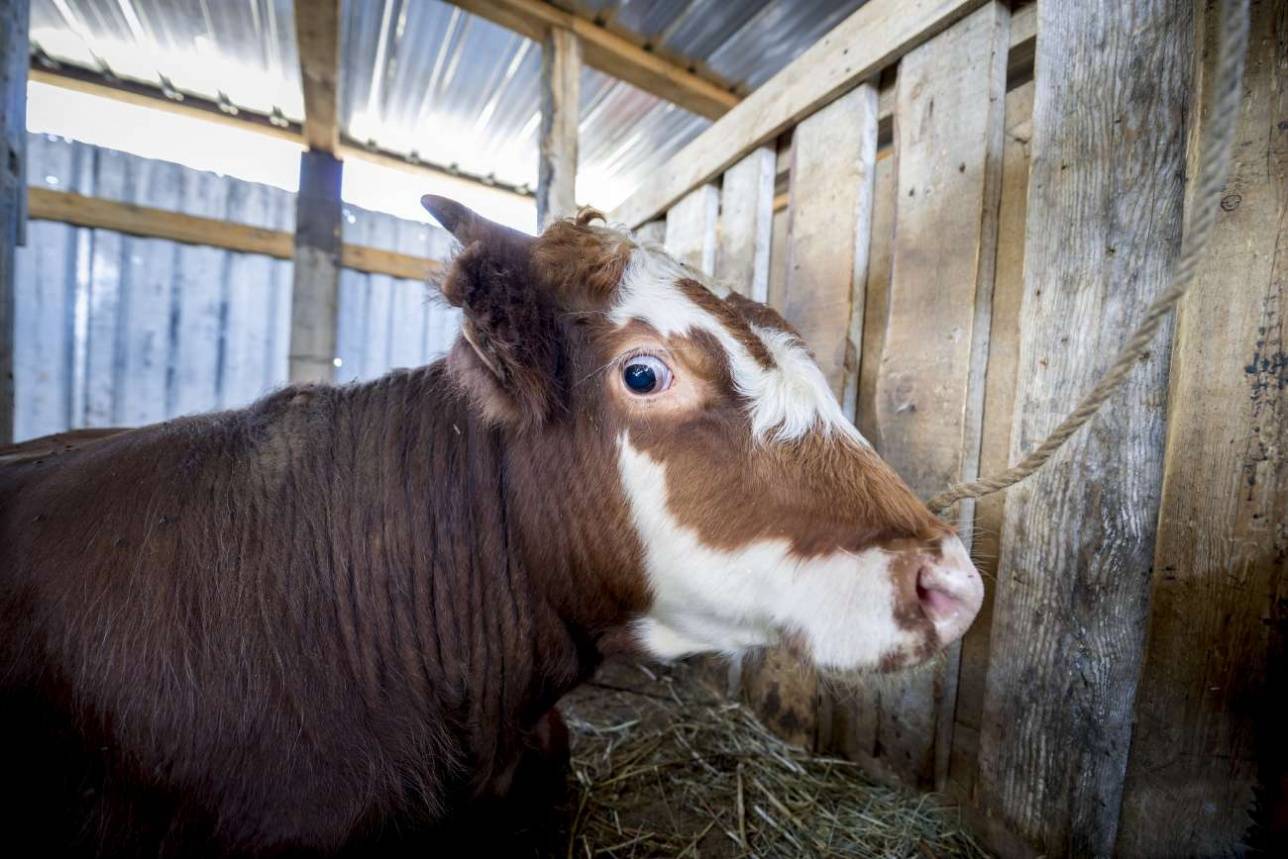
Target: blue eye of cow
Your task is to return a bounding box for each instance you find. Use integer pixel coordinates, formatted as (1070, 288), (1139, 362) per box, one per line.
(621, 355), (671, 395)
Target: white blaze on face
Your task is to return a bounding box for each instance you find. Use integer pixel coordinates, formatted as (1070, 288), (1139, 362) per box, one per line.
(618, 437), (923, 670)
(611, 247), (868, 445)
(609, 245), (928, 669)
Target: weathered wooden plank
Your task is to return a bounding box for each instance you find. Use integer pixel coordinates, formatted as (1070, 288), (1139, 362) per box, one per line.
(294, 0), (341, 154)
(289, 150), (343, 383)
(1116, 2), (1287, 854)
(946, 78), (1033, 805)
(747, 83), (881, 751)
(611, 0), (991, 228)
(664, 185), (719, 276)
(794, 85), (879, 407)
(440, 0), (739, 120)
(715, 147), (776, 301)
(868, 1), (1009, 790)
(28, 187), (294, 259)
(974, 0), (1194, 853)
(828, 138), (898, 769)
(0, 0), (28, 443)
(852, 147), (897, 441)
(538, 28), (580, 229)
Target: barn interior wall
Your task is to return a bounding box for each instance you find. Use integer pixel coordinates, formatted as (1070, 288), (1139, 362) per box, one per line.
(13, 133), (459, 442)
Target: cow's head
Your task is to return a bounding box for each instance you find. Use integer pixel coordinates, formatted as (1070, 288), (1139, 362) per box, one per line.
(422, 196), (983, 675)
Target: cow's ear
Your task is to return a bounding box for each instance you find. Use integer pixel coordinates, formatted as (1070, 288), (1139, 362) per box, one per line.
(422, 195), (559, 428)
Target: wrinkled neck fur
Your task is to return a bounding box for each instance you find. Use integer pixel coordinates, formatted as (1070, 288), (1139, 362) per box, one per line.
(251, 366), (597, 772)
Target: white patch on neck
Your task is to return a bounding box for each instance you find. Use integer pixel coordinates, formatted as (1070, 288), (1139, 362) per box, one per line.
(611, 247), (868, 444)
(618, 436), (918, 670)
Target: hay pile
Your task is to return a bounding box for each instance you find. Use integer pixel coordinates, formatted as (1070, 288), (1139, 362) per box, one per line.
(557, 660), (989, 858)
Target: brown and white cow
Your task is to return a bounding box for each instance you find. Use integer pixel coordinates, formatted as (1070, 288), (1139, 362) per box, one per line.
(0, 198), (981, 856)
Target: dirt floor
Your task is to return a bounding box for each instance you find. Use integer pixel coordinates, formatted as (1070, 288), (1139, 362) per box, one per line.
(469, 658), (990, 858)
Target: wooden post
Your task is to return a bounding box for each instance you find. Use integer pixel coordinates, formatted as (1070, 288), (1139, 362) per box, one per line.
(538, 28), (580, 229)
(1116, 2), (1288, 854)
(289, 151), (343, 384)
(974, 0), (1194, 853)
(865, 1), (1009, 789)
(290, 0), (343, 384)
(0, 0), (28, 443)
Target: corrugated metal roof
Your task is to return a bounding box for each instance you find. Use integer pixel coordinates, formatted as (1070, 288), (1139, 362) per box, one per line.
(30, 0), (869, 210)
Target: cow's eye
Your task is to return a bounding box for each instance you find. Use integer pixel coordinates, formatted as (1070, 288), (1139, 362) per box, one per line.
(621, 355), (672, 395)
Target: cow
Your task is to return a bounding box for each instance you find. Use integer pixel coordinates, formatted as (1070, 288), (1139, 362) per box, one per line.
(0, 197), (983, 856)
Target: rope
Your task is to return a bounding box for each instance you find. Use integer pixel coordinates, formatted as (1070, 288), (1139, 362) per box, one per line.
(927, 0), (1251, 513)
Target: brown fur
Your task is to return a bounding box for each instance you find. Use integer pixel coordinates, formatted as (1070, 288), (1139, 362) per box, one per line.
(1, 204), (950, 855)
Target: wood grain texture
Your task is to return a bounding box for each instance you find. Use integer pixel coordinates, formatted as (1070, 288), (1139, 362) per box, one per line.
(866, 1), (1009, 790)
(440, 0), (739, 120)
(975, 0), (1194, 854)
(853, 147), (896, 442)
(715, 146), (776, 301)
(538, 28), (580, 228)
(664, 185), (719, 276)
(0, 0), (28, 444)
(293, 0), (341, 154)
(947, 79), (1033, 805)
(611, 0), (990, 228)
(783, 83), (878, 400)
(1117, 2), (1288, 854)
(26, 187), (443, 281)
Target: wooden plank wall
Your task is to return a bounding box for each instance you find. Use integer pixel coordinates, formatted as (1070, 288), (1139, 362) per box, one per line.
(630, 0), (1288, 851)
(867, 1), (1009, 789)
(974, 0), (1194, 854)
(1117, 1), (1288, 854)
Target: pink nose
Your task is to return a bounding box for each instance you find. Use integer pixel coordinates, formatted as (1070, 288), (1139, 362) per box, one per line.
(915, 537), (984, 645)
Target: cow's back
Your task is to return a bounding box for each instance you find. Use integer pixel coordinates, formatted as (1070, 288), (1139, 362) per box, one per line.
(0, 389), (460, 855)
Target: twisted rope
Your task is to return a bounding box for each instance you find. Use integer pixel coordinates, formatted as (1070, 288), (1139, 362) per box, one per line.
(927, 0), (1251, 513)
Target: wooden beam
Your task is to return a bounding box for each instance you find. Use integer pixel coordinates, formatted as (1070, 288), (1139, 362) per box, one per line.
(26, 187), (444, 282)
(30, 64), (536, 203)
(442, 0), (739, 120)
(293, 0), (341, 154)
(538, 28), (580, 228)
(28, 187), (292, 258)
(0, 0), (28, 445)
(974, 0), (1193, 852)
(610, 0), (991, 228)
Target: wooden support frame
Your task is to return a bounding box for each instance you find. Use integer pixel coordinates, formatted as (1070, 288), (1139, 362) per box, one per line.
(0, 0), (28, 445)
(611, 0), (1037, 228)
(24, 187), (443, 282)
(294, 0), (342, 154)
(538, 28), (581, 228)
(441, 0), (739, 120)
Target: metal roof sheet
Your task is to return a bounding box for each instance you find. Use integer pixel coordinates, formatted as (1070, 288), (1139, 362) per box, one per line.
(30, 0), (869, 210)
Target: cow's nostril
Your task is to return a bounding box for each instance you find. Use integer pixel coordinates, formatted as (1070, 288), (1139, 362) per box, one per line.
(916, 564), (967, 620)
